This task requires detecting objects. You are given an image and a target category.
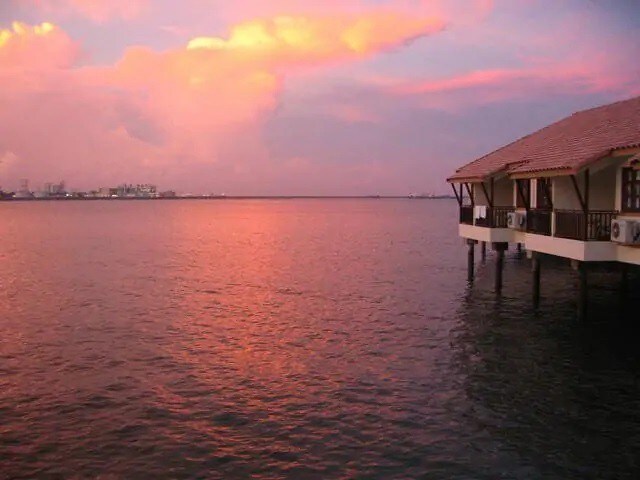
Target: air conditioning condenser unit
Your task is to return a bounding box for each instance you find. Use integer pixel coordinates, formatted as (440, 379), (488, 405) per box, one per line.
(507, 211), (526, 230)
(611, 219), (640, 245)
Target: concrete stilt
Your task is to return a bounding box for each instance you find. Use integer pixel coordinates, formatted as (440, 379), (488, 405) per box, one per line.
(493, 242), (507, 294)
(577, 261), (588, 322)
(532, 254), (541, 307)
(620, 263), (629, 315)
(467, 239), (475, 282)
(481, 241), (487, 262)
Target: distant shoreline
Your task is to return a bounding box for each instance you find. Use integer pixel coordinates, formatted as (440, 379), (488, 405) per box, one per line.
(1, 195), (456, 202)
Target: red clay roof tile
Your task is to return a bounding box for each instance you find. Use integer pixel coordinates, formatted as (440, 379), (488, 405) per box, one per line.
(447, 96), (640, 182)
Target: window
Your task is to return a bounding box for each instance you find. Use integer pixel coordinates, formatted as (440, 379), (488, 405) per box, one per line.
(536, 178), (552, 209)
(516, 179), (530, 208)
(622, 168), (640, 212)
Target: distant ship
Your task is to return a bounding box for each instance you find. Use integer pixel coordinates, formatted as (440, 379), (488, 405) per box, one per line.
(408, 192), (454, 199)
(408, 192), (434, 199)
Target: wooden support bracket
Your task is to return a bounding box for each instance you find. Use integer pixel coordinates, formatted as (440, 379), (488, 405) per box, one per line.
(480, 182), (493, 208)
(451, 183), (462, 206)
(570, 175), (587, 212)
(464, 183), (475, 207)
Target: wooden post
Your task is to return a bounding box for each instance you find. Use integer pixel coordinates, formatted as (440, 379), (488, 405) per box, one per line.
(576, 261), (588, 322)
(490, 177), (495, 207)
(467, 239), (475, 282)
(584, 169), (590, 240)
(493, 242), (507, 294)
(496, 248), (505, 294)
(532, 253), (541, 307)
(517, 243), (522, 254)
(481, 241), (487, 262)
(620, 263), (629, 315)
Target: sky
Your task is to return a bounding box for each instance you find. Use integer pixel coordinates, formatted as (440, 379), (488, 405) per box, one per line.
(0, 0), (638, 195)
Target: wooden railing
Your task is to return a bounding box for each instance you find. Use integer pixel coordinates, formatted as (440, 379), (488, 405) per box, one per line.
(460, 205), (474, 225)
(493, 207), (514, 228)
(462, 206), (514, 228)
(554, 210), (616, 241)
(474, 208), (492, 227)
(474, 206), (515, 228)
(459, 205), (616, 242)
(526, 209), (552, 236)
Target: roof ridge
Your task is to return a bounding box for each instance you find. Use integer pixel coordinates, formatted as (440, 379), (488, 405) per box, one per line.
(452, 112), (575, 174)
(448, 95), (640, 182)
(452, 135), (531, 173)
(570, 95), (640, 117)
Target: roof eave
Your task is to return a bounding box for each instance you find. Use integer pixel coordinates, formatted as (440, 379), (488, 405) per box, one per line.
(447, 162), (521, 184)
(446, 175), (486, 183)
(508, 167), (574, 179)
(508, 150), (618, 179)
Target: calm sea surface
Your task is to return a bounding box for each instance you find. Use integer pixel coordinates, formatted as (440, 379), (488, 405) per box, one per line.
(1, 199), (639, 479)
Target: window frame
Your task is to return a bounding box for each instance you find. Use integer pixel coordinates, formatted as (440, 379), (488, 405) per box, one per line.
(536, 178), (552, 210)
(516, 179), (530, 208)
(621, 167), (640, 213)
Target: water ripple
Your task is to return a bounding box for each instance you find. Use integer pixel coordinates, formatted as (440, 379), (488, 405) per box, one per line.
(0, 200), (639, 479)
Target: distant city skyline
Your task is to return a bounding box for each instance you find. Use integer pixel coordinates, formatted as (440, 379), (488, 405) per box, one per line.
(1, 176), (443, 198)
(1, 177), (453, 200)
(2, 178), (181, 196)
(0, 1), (638, 195)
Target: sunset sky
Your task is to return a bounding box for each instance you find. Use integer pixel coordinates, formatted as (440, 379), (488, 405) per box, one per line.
(0, 0), (638, 195)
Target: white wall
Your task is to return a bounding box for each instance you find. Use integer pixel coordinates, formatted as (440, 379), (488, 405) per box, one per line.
(472, 177), (513, 206)
(458, 225), (640, 264)
(552, 165), (617, 211)
(590, 162), (617, 210)
(459, 224), (513, 243)
(552, 176), (582, 210)
(473, 182), (487, 205)
(494, 177), (512, 207)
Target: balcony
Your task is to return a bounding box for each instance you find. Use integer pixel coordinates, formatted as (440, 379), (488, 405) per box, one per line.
(474, 206), (514, 228)
(526, 209), (552, 236)
(458, 206), (617, 242)
(554, 210), (617, 241)
(460, 205), (474, 225)
(459, 206), (516, 228)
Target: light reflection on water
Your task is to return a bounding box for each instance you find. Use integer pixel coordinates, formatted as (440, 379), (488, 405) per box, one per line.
(0, 199), (638, 479)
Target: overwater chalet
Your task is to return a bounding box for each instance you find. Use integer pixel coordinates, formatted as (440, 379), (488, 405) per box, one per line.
(447, 95), (640, 319)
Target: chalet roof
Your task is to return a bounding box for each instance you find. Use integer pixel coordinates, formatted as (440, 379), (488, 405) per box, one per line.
(447, 96), (640, 182)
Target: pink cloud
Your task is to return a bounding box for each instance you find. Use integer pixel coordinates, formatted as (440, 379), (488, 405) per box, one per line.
(0, 21), (78, 69)
(323, 104), (380, 124)
(27, 0), (148, 22)
(386, 58), (639, 110)
(213, 0), (493, 24)
(0, 13), (447, 189)
(3, 1), (631, 195)
(183, 14), (445, 64)
(105, 13), (444, 162)
(377, 3), (639, 111)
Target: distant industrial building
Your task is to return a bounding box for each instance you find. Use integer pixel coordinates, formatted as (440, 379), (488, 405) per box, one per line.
(14, 179), (33, 199)
(93, 184), (158, 198)
(118, 184), (158, 197)
(35, 181), (68, 198)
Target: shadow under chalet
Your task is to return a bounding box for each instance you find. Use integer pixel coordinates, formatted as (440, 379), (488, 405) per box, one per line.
(447, 96), (640, 320)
